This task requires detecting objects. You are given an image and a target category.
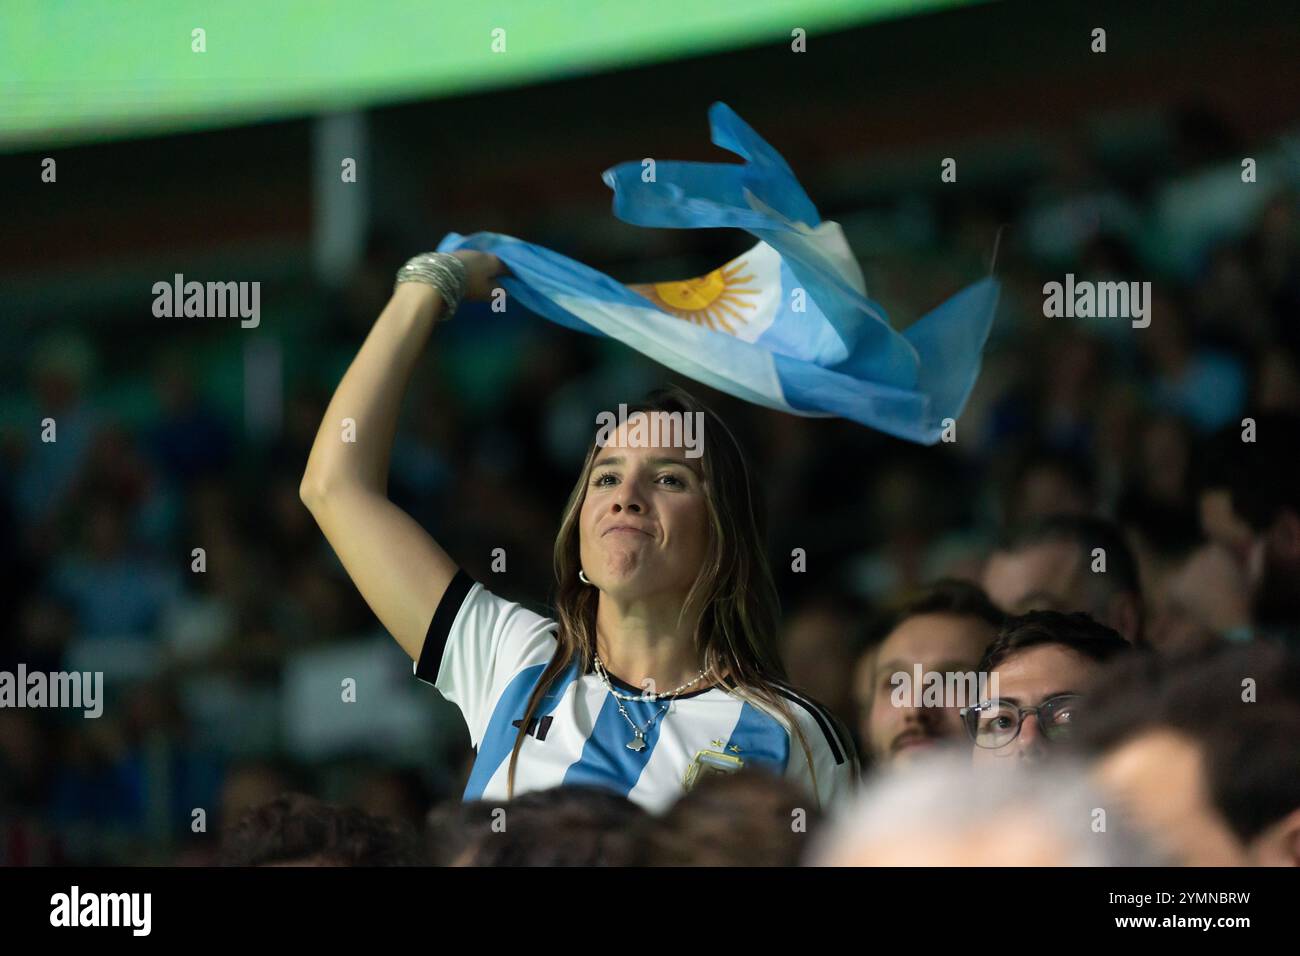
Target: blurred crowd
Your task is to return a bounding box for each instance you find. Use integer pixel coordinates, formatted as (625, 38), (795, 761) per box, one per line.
(220, 632), (1300, 867)
(2, 106), (1299, 865)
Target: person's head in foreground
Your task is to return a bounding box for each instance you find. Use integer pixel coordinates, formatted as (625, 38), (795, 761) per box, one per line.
(427, 785), (649, 866)
(809, 751), (1161, 866)
(967, 611), (1133, 768)
(642, 768), (823, 866)
(1198, 411), (1300, 639)
(221, 792), (420, 866)
(1073, 642), (1300, 866)
(856, 580), (1004, 767)
(982, 513), (1144, 643)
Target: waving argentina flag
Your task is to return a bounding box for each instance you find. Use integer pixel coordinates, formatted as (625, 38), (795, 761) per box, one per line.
(437, 102), (999, 445)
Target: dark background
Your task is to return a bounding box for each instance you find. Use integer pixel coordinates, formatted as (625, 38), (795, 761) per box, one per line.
(2, 0), (1298, 863)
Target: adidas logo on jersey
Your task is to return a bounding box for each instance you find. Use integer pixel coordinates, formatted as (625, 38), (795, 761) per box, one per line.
(512, 715), (555, 741)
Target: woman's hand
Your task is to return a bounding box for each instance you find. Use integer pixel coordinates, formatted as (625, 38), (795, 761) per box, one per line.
(450, 250), (509, 302)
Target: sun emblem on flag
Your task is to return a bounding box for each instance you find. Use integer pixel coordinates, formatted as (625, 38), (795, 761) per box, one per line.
(630, 260), (759, 334)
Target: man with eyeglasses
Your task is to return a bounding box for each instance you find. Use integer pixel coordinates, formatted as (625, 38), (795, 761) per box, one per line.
(963, 611), (1133, 766)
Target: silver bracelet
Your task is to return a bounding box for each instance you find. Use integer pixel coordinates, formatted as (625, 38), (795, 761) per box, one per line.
(394, 252), (468, 321)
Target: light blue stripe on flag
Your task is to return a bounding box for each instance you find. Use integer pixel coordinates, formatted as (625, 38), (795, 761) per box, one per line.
(437, 102), (999, 445)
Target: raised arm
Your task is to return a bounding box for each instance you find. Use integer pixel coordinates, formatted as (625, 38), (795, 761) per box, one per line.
(299, 250), (504, 661)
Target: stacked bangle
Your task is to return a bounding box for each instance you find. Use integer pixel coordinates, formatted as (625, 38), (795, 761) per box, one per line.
(394, 252), (469, 321)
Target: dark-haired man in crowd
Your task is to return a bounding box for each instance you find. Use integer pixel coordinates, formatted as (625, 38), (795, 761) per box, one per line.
(966, 611), (1132, 768)
(982, 514), (1144, 644)
(1198, 411), (1300, 645)
(1075, 643), (1300, 866)
(854, 580), (1004, 768)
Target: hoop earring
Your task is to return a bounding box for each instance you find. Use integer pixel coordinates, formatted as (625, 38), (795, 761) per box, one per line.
(578, 569), (592, 585)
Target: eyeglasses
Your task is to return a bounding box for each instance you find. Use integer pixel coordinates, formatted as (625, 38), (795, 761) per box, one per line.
(960, 694), (1082, 749)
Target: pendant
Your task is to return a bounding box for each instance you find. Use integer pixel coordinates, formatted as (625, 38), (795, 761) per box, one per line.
(626, 734), (646, 752)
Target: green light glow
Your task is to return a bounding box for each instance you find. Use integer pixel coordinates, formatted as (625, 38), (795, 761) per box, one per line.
(0, 0), (970, 150)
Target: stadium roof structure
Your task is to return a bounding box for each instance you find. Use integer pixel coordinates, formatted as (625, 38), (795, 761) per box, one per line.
(0, 0), (969, 151)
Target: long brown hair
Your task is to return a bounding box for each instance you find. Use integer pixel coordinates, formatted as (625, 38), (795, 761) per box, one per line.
(505, 385), (819, 799)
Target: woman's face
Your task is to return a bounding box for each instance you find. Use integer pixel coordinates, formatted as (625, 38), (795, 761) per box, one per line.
(578, 414), (710, 601)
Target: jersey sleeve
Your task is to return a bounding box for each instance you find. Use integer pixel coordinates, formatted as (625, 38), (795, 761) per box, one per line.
(412, 569), (559, 747)
(781, 690), (861, 811)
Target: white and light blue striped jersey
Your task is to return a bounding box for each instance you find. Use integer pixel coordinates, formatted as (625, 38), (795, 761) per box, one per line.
(414, 570), (859, 814)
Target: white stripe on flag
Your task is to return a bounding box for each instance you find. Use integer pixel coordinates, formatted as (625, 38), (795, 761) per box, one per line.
(552, 291), (792, 412)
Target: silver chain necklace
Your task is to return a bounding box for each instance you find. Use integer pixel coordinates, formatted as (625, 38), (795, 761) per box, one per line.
(592, 655), (709, 752)
(592, 655), (708, 701)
